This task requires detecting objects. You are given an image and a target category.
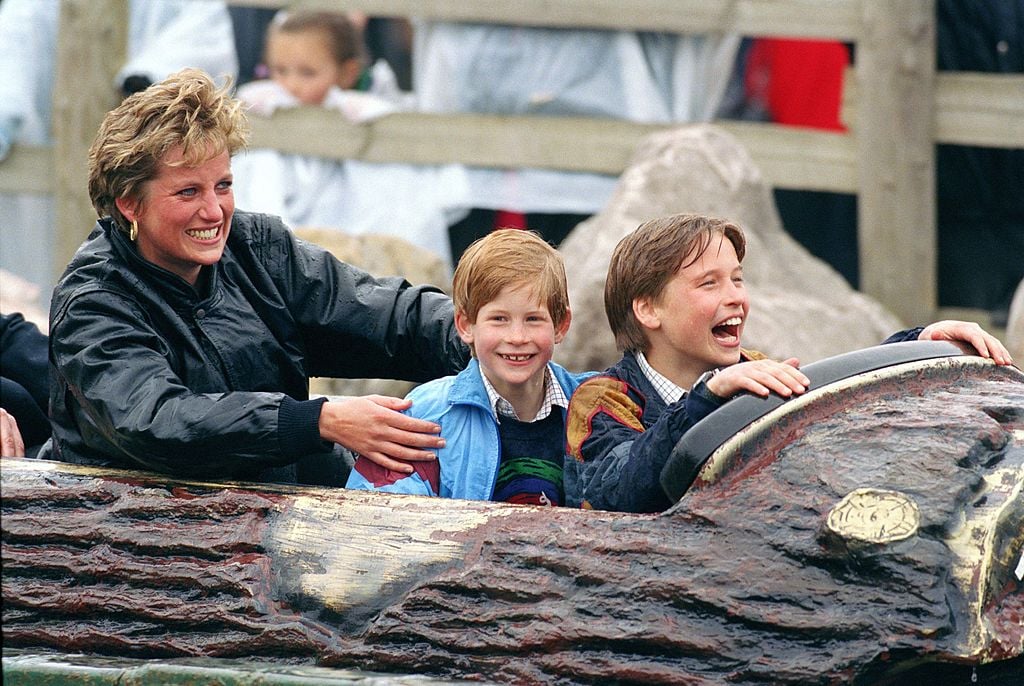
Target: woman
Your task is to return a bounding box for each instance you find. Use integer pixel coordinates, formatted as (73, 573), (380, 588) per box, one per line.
(39, 68), (469, 485)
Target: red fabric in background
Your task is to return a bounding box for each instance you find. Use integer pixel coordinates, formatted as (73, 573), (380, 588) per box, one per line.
(744, 39), (850, 131)
(493, 210), (528, 230)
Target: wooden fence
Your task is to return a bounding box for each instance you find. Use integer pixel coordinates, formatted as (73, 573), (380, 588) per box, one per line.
(2, 0), (1022, 325)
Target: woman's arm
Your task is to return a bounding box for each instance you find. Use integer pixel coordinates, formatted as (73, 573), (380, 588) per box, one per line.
(257, 217), (470, 382)
(317, 395), (446, 472)
(248, 217), (470, 467)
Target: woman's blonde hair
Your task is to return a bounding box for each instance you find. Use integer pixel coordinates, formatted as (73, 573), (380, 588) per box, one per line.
(453, 229), (570, 331)
(87, 68), (250, 231)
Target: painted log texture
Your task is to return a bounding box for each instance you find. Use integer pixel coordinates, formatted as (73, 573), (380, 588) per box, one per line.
(2, 358), (1023, 685)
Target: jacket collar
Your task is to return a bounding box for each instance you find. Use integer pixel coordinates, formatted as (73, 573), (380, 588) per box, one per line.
(447, 357), (583, 417)
(105, 217), (221, 304)
(448, 358), (493, 409)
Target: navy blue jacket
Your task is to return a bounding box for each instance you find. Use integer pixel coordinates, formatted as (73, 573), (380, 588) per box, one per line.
(1, 312), (50, 453)
(566, 331), (924, 513)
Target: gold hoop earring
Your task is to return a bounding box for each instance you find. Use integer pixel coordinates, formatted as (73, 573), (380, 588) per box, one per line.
(129, 219), (138, 242)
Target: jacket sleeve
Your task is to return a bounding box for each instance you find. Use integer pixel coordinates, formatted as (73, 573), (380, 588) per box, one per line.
(564, 376), (722, 513)
(256, 219), (470, 382)
(1, 312), (49, 410)
(345, 456), (440, 496)
(882, 327), (925, 344)
(49, 289), (323, 478)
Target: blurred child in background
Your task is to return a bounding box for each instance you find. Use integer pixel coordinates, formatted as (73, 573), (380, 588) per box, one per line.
(232, 9), (467, 270)
(237, 9), (404, 122)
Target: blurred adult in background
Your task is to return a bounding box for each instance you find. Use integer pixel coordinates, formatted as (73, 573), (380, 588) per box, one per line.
(362, 16), (414, 92)
(117, 0), (237, 95)
(721, 2), (1024, 316)
(734, 37), (859, 289)
(935, 0), (1023, 322)
(226, 4), (277, 87)
(412, 22), (741, 260)
(0, 0), (61, 298)
(40, 69), (469, 485)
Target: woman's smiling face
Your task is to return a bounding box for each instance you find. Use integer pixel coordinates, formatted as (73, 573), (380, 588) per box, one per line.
(116, 146), (234, 285)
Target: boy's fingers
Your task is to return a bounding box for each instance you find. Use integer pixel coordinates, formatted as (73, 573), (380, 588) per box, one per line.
(714, 360), (808, 398)
(919, 320), (1014, 364)
(974, 332), (1012, 364)
(755, 364), (808, 397)
(993, 340), (1013, 365)
(765, 362), (808, 391)
(784, 367), (810, 389)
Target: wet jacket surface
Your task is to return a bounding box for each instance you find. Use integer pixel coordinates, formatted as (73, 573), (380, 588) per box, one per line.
(41, 211), (468, 483)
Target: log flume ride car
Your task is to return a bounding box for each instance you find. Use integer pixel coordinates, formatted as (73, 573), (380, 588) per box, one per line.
(2, 341), (1022, 685)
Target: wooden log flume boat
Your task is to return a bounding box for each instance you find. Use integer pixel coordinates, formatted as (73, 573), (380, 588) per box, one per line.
(2, 342), (1022, 685)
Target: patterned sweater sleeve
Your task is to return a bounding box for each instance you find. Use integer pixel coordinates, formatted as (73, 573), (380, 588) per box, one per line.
(563, 376), (722, 513)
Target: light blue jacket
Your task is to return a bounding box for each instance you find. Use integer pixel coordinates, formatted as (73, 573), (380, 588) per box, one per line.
(345, 358), (592, 500)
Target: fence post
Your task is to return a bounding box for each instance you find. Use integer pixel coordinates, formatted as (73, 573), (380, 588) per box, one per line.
(52, 0), (127, 277)
(855, 0), (936, 325)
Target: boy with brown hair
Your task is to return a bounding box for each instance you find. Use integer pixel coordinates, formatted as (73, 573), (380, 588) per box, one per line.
(347, 229), (592, 504)
(565, 213), (1012, 513)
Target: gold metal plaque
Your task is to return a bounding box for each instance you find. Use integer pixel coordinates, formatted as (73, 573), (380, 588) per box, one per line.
(826, 488), (920, 544)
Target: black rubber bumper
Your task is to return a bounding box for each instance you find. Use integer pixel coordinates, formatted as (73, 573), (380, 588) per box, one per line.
(659, 340), (966, 504)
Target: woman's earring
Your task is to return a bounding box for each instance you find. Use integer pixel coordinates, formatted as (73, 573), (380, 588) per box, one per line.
(130, 219), (138, 242)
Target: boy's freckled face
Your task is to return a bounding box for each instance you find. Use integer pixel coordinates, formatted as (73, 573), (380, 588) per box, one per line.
(455, 284), (567, 401)
(644, 236), (749, 380)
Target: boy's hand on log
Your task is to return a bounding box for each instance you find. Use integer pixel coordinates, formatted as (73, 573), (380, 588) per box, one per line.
(705, 357), (809, 400)
(919, 320), (1013, 365)
(318, 395), (442, 474)
(0, 408), (26, 457)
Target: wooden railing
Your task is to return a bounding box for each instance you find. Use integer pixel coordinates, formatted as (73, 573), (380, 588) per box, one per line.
(3, 0), (1023, 325)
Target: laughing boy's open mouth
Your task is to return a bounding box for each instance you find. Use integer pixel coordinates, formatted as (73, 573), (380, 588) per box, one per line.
(712, 316), (742, 342)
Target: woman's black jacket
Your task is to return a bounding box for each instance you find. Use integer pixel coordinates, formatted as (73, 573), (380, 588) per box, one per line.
(40, 211), (468, 484)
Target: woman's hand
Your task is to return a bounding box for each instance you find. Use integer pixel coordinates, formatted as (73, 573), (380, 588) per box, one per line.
(0, 408), (26, 457)
(918, 320), (1013, 365)
(317, 396), (444, 473)
(704, 357), (809, 400)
